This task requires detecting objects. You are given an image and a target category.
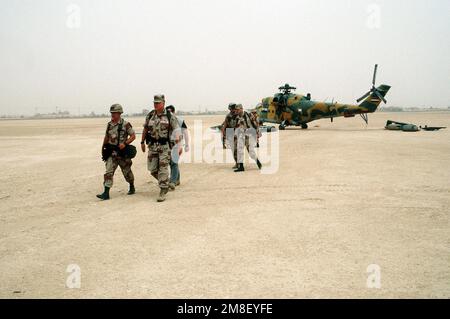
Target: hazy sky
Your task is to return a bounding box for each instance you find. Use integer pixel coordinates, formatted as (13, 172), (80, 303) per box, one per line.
(0, 0), (449, 115)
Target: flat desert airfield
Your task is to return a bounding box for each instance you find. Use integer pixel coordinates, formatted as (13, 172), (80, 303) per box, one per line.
(0, 112), (449, 298)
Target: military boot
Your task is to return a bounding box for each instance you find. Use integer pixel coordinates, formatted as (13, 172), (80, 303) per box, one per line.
(168, 182), (176, 191)
(157, 188), (169, 202)
(234, 163), (245, 172)
(96, 186), (110, 200)
(256, 159), (262, 170)
(128, 183), (135, 195)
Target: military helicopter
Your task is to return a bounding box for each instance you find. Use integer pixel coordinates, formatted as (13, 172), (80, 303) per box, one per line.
(256, 65), (391, 130)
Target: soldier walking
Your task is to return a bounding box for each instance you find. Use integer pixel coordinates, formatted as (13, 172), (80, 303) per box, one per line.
(221, 103), (239, 169)
(97, 104), (136, 200)
(234, 104), (262, 172)
(141, 95), (180, 202)
(166, 105), (189, 191)
(249, 107), (262, 148)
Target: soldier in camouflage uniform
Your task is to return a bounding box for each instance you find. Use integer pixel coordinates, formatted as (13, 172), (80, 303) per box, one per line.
(250, 107), (262, 148)
(221, 103), (239, 169)
(97, 104), (136, 200)
(141, 95), (180, 202)
(234, 104), (262, 172)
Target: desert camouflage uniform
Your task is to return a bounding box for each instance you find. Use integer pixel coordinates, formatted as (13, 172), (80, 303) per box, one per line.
(249, 110), (261, 133)
(103, 119), (135, 188)
(144, 111), (179, 189)
(221, 112), (239, 163)
(235, 111), (258, 164)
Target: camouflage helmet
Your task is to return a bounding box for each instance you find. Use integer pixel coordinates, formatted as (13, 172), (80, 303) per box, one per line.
(154, 94), (165, 103)
(228, 103), (237, 111)
(110, 104), (123, 114)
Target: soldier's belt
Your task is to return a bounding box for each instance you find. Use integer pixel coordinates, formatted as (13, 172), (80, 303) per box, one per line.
(147, 137), (169, 145)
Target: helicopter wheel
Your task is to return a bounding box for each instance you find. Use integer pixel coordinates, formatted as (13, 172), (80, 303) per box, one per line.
(301, 123), (308, 130)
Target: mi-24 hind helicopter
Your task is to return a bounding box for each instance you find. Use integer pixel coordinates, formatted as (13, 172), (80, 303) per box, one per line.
(256, 64), (391, 130)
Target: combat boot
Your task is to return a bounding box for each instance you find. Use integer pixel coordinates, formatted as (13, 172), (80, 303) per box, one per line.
(168, 182), (176, 191)
(175, 180), (180, 186)
(128, 183), (135, 195)
(256, 159), (262, 170)
(157, 188), (169, 202)
(234, 163), (245, 172)
(96, 186), (110, 200)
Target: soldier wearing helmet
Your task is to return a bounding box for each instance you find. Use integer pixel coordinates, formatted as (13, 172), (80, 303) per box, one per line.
(221, 103), (239, 169)
(234, 104), (262, 172)
(96, 104), (136, 200)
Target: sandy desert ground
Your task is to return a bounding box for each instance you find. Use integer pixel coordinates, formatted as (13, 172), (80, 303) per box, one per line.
(0, 112), (449, 298)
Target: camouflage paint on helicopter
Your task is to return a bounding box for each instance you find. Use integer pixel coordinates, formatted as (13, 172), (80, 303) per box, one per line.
(256, 65), (391, 129)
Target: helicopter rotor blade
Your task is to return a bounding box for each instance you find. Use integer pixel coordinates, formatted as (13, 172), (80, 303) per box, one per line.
(372, 64), (378, 86)
(357, 91), (371, 103)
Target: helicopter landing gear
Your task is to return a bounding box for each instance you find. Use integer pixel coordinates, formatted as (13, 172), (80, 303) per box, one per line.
(301, 123), (308, 130)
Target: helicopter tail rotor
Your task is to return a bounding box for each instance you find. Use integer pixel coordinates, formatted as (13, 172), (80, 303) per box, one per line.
(357, 64), (387, 104)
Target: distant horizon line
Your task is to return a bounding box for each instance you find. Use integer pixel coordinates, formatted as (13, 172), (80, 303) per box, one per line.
(1, 105), (450, 116)
(1, 107), (450, 120)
